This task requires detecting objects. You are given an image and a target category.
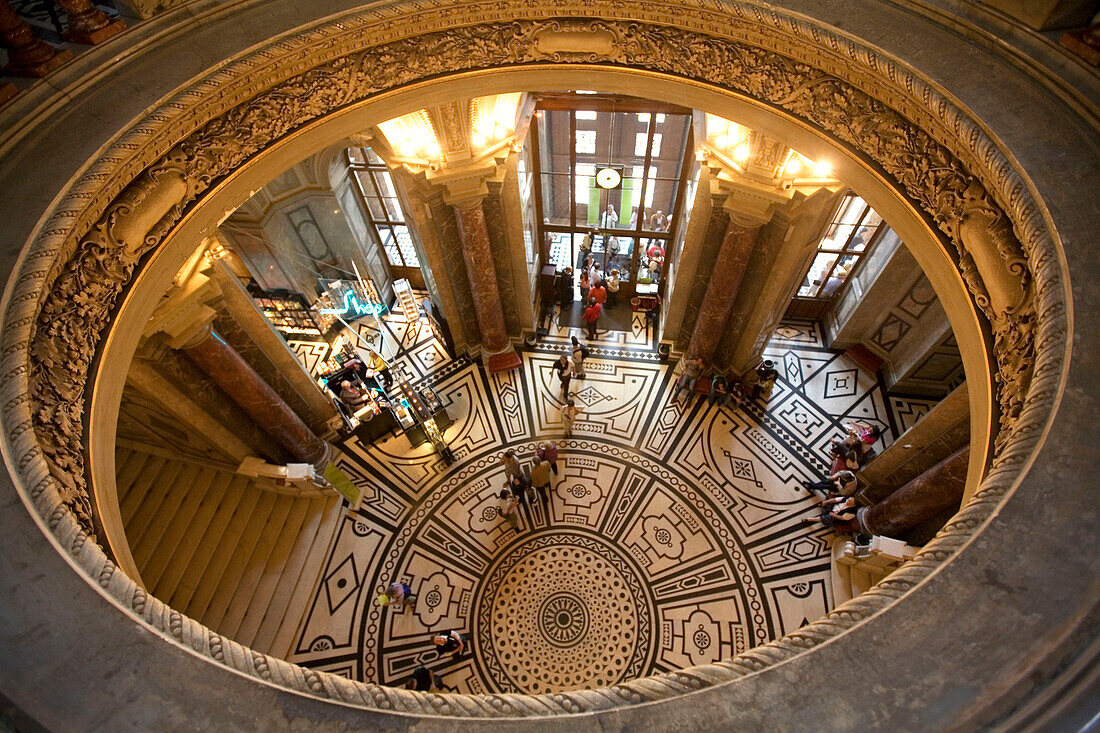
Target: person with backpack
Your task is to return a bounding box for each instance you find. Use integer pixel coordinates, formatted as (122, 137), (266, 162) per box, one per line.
(571, 335), (589, 378)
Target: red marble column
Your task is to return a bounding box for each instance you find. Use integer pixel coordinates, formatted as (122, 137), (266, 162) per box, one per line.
(182, 327), (330, 466)
(57, 0), (126, 44)
(860, 446), (970, 539)
(452, 200), (520, 372)
(686, 219), (761, 364)
(0, 0), (73, 77)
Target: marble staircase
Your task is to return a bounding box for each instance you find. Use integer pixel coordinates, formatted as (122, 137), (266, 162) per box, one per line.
(830, 535), (918, 604)
(115, 444), (345, 659)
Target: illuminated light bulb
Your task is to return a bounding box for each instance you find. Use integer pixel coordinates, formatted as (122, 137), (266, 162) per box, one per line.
(473, 132), (487, 147)
(494, 124), (507, 139)
(786, 157), (803, 175)
(535, 111), (544, 118)
(813, 161), (832, 177)
(733, 144), (751, 162)
(714, 134), (728, 148)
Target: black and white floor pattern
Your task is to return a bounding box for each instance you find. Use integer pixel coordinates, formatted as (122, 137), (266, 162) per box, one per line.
(285, 313), (902, 693)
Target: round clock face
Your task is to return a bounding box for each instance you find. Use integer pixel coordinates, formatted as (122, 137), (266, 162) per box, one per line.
(596, 167), (622, 189)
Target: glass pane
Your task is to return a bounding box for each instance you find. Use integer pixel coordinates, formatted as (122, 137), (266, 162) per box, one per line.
(541, 173), (572, 226)
(545, 232), (572, 272)
(378, 227), (403, 267)
(348, 148), (367, 165)
(374, 171), (399, 200)
(576, 129), (596, 155)
(834, 194), (867, 226)
(382, 196), (403, 221)
(354, 169), (377, 197)
(394, 225), (419, 267)
(538, 110), (573, 174)
(849, 210), (882, 251)
(605, 236), (633, 279)
(798, 252), (839, 297)
(365, 148), (385, 165)
(365, 194), (386, 220)
(820, 222), (855, 251)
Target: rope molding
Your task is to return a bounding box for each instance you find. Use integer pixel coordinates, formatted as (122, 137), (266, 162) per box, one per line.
(0, 0), (1066, 717)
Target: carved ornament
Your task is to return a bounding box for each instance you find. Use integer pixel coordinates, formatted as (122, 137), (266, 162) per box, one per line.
(2, 1), (1065, 718)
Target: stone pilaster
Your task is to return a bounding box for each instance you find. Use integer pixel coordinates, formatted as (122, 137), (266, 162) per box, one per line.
(860, 446), (969, 540)
(685, 219), (761, 364)
(181, 326), (331, 466)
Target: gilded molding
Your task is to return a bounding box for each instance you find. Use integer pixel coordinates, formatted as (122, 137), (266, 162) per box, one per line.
(0, 0), (1066, 717)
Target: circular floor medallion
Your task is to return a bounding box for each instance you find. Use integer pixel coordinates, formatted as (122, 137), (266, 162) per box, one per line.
(475, 531), (655, 694)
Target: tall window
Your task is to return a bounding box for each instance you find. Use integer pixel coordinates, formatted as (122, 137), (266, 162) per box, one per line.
(347, 147), (421, 269)
(797, 193), (884, 299)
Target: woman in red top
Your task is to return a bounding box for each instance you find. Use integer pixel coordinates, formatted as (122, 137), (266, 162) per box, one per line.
(582, 298), (602, 340)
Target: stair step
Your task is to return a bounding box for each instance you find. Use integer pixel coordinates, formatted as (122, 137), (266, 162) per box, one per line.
(119, 453), (168, 527)
(169, 473), (248, 613)
(186, 483), (265, 623)
(266, 496), (345, 659)
(154, 469), (234, 604)
(127, 459), (191, 565)
(114, 447), (148, 503)
(849, 566), (874, 596)
(201, 492), (284, 634)
(232, 495), (316, 647)
(142, 465), (219, 592)
(214, 493), (295, 640)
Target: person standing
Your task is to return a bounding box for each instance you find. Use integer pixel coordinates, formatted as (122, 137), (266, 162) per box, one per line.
(590, 280), (607, 309)
(708, 374), (730, 406)
(530, 457), (552, 504)
(571, 335), (589, 378)
(582, 297), (602, 340)
(502, 449), (522, 482)
(578, 268), (590, 306)
(499, 488), (520, 530)
(536, 440), (560, 476)
(561, 398), (584, 437)
(578, 229), (593, 269)
(432, 630), (465, 658)
(606, 269), (620, 309)
(556, 266), (574, 325)
(552, 352), (574, 397)
(672, 357), (704, 402)
(600, 204), (618, 230)
(750, 359), (779, 401)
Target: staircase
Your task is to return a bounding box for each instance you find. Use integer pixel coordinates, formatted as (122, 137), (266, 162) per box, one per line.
(115, 443), (345, 659)
(830, 535), (917, 604)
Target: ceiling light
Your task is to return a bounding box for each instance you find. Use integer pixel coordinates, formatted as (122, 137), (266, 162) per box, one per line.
(733, 144), (751, 162)
(714, 134), (728, 148)
(786, 157), (803, 175)
(813, 161), (832, 177)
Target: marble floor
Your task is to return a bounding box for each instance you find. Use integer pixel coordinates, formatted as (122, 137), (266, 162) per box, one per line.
(285, 311), (911, 694)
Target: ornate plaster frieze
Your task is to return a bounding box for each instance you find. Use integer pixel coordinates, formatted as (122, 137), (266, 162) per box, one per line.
(1, 0), (1065, 718)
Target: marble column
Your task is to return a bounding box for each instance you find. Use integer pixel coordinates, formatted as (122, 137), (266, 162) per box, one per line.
(860, 445), (969, 539)
(0, 0), (73, 77)
(685, 219), (761, 364)
(56, 0), (126, 44)
(452, 199), (520, 372)
(181, 325), (330, 466)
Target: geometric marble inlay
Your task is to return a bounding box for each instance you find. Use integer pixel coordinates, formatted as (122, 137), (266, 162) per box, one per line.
(289, 311), (895, 693)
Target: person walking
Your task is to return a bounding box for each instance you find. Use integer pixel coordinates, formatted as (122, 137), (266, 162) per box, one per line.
(606, 269), (620, 309)
(536, 441), (560, 476)
(582, 297), (602, 340)
(530, 457), (552, 504)
(552, 352), (573, 397)
(561, 398), (584, 437)
(571, 335), (589, 378)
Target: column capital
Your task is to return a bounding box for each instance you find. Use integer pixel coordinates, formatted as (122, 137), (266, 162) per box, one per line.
(430, 162), (506, 209)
